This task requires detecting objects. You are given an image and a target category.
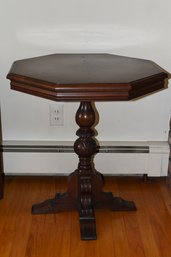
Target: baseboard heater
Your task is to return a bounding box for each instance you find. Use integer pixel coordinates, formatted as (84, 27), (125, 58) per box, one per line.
(3, 141), (149, 153)
(2, 141), (169, 176)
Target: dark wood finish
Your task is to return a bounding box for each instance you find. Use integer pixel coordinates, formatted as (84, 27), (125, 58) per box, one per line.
(7, 54), (170, 240)
(7, 54), (169, 101)
(32, 101), (136, 240)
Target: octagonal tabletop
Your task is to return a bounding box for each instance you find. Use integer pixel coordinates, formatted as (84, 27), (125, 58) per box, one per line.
(7, 54), (169, 101)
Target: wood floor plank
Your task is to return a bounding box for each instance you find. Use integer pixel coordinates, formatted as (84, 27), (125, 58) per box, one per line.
(119, 177), (161, 257)
(1, 176), (171, 257)
(111, 212), (131, 257)
(132, 182), (161, 257)
(96, 210), (115, 257)
(0, 178), (31, 257)
(159, 178), (171, 216)
(25, 177), (71, 257)
(0, 229), (15, 257)
(141, 179), (171, 257)
(25, 212), (71, 257)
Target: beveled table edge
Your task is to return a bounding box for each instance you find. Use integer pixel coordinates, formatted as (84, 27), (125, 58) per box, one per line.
(7, 72), (168, 101)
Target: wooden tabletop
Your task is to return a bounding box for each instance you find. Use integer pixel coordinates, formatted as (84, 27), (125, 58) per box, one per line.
(7, 54), (169, 101)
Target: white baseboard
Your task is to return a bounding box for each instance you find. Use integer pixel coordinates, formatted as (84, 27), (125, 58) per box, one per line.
(2, 140), (169, 176)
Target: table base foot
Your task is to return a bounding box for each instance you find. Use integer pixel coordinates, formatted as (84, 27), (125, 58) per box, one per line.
(94, 194), (136, 212)
(111, 196), (136, 211)
(32, 192), (78, 214)
(31, 170), (136, 239)
(80, 215), (97, 240)
(92, 173), (137, 212)
(32, 171), (79, 214)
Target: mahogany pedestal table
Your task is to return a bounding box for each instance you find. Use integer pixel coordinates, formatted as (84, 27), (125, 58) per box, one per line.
(7, 54), (169, 240)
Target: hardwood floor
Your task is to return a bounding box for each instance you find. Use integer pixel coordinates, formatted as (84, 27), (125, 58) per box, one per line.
(0, 175), (171, 257)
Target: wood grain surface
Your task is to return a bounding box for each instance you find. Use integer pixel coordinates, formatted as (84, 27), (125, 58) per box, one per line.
(0, 176), (171, 257)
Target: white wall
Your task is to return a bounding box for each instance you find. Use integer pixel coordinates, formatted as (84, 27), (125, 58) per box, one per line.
(0, 0), (171, 143)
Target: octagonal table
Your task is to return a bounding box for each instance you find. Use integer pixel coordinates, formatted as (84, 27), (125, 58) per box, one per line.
(7, 54), (170, 240)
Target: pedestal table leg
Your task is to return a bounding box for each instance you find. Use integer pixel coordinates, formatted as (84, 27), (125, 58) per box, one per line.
(32, 101), (136, 240)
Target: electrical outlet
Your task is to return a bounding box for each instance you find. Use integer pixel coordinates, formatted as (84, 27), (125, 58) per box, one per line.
(49, 104), (63, 126)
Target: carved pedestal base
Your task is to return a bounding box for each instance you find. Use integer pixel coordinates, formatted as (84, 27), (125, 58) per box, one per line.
(32, 102), (136, 240)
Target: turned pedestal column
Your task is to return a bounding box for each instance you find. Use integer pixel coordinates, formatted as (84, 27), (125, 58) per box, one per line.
(32, 101), (136, 240)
